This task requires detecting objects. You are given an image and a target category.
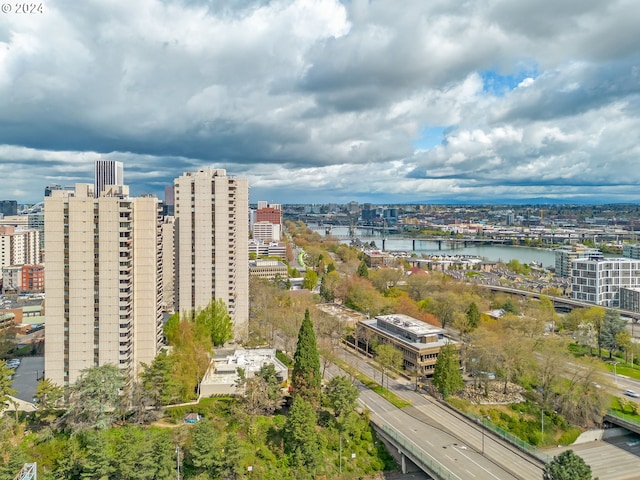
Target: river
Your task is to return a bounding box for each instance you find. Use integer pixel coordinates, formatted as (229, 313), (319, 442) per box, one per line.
(313, 226), (557, 268)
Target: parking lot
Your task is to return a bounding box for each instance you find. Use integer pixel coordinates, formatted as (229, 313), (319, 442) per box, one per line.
(8, 356), (45, 403)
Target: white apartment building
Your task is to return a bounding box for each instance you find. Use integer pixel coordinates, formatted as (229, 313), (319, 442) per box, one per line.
(0, 226), (41, 279)
(555, 244), (601, 278)
(174, 168), (249, 341)
(44, 184), (163, 385)
(571, 256), (640, 307)
(94, 160), (124, 198)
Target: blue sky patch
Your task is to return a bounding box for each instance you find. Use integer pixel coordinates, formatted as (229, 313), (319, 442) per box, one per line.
(480, 64), (539, 96)
(413, 126), (447, 150)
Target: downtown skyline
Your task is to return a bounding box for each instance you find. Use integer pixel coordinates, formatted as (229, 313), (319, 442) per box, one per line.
(1, 0), (639, 205)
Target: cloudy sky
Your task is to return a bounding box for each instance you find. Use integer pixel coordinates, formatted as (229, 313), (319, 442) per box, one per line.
(1, 0), (639, 205)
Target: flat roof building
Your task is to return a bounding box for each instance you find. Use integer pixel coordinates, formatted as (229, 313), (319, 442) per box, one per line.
(356, 314), (457, 377)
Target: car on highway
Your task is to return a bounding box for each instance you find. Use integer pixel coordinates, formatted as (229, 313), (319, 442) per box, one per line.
(627, 438), (640, 447)
(624, 389), (640, 398)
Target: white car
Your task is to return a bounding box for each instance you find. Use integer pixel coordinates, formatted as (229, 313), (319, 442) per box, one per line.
(624, 389), (640, 398)
(627, 438), (640, 447)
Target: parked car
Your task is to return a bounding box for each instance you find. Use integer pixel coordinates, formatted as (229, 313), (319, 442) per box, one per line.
(624, 389), (640, 398)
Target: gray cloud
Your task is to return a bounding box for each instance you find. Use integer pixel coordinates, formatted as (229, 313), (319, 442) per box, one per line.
(0, 0), (639, 204)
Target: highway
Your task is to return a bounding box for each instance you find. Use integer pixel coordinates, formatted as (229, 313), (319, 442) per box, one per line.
(327, 352), (546, 480)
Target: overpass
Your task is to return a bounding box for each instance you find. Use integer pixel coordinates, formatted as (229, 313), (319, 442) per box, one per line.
(478, 284), (640, 321)
(326, 356), (546, 479)
(605, 411), (640, 435)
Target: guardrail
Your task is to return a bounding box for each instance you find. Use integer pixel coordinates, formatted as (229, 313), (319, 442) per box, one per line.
(379, 424), (458, 480)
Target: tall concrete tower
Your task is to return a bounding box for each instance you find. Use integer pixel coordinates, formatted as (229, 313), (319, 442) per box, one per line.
(44, 184), (163, 385)
(174, 168), (249, 341)
(94, 160), (124, 198)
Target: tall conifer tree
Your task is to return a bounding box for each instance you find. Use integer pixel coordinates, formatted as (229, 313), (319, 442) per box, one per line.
(292, 309), (321, 406)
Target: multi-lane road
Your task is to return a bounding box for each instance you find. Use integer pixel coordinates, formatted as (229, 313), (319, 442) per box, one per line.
(327, 352), (546, 480)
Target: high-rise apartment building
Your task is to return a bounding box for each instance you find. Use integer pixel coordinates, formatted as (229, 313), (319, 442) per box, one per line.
(94, 160), (124, 198)
(44, 184), (163, 385)
(174, 168), (249, 340)
(0, 200), (18, 217)
(0, 226), (41, 279)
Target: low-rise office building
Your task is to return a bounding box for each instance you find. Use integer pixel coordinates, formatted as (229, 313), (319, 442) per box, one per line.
(249, 259), (288, 280)
(356, 314), (457, 377)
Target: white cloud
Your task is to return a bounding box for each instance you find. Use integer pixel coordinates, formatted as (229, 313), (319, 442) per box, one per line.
(0, 0), (639, 203)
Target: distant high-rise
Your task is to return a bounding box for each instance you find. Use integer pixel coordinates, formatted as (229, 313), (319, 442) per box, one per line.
(174, 168), (249, 340)
(0, 200), (18, 217)
(44, 184), (163, 385)
(94, 160), (124, 198)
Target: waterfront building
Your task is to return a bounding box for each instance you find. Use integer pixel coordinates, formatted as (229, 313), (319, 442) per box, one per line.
(174, 168), (249, 341)
(555, 244), (601, 278)
(623, 243), (640, 260)
(571, 256), (640, 307)
(94, 160), (124, 198)
(44, 184), (163, 385)
(356, 314), (457, 376)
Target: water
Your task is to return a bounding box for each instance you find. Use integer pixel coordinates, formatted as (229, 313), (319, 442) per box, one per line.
(314, 226), (557, 268)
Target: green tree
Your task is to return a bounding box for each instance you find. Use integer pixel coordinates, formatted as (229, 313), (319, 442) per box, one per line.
(140, 350), (182, 407)
(214, 433), (243, 480)
(302, 269), (318, 290)
(291, 309), (321, 406)
(357, 260), (369, 278)
(0, 360), (18, 415)
(0, 446), (28, 480)
(466, 302), (481, 329)
(616, 331), (632, 362)
(195, 298), (233, 346)
(432, 343), (464, 398)
(34, 377), (63, 424)
(82, 430), (113, 480)
(163, 312), (180, 345)
(324, 375), (359, 420)
(60, 364), (125, 431)
(187, 420), (219, 474)
(600, 309), (626, 358)
(543, 450), (596, 480)
(52, 436), (84, 480)
(375, 344), (403, 392)
(283, 396), (322, 469)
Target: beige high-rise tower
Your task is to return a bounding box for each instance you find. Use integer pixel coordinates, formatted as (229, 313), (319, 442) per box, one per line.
(44, 184), (163, 386)
(174, 168), (249, 340)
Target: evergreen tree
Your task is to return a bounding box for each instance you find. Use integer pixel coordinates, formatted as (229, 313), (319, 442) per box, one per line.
(466, 302), (481, 329)
(283, 396), (322, 469)
(82, 431), (113, 479)
(187, 419), (218, 474)
(432, 343), (464, 398)
(543, 450), (595, 480)
(357, 260), (369, 278)
(292, 309), (321, 405)
(0, 360), (18, 415)
(0, 446), (28, 480)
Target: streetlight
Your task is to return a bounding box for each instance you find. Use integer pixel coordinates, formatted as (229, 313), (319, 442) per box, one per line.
(614, 362), (619, 384)
(541, 410), (544, 437)
(175, 446), (180, 480)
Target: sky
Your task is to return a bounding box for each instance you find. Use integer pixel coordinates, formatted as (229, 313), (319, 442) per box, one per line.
(1, 0), (639, 205)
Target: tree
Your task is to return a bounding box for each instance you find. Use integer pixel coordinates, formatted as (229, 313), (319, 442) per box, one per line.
(600, 309), (626, 358)
(163, 311), (180, 345)
(195, 298), (233, 346)
(543, 450), (596, 480)
(82, 430), (113, 479)
(34, 377), (63, 424)
(356, 260), (369, 278)
(466, 302), (481, 330)
(60, 364), (125, 431)
(283, 396), (322, 469)
(432, 343), (464, 398)
(325, 375), (359, 419)
(302, 269), (318, 290)
(188, 420), (219, 475)
(291, 309), (321, 405)
(0, 360), (18, 415)
(241, 364), (283, 416)
(140, 350), (182, 407)
(375, 344), (402, 392)
(616, 331), (632, 362)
